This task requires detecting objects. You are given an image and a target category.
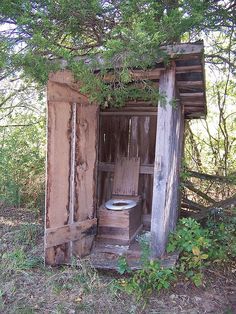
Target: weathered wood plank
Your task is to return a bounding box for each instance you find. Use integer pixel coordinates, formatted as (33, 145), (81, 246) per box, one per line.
(98, 161), (154, 174)
(151, 66), (184, 258)
(102, 65), (202, 83)
(45, 101), (72, 264)
(101, 106), (157, 112)
(112, 157), (140, 196)
(47, 81), (89, 103)
(100, 111), (157, 116)
(162, 42), (203, 56)
(138, 116), (151, 214)
(180, 92), (204, 97)
(46, 101), (71, 229)
(177, 80), (203, 88)
(73, 103), (99, 257)
(89, 251), (179, 270)
(49, 70), (75, 84)
(176, 65), (202, 73)
(45, 218), (97, 248)
(74, 103), (98, 221)
(45, 71), (99, 264)
(129, 117), (139, 157)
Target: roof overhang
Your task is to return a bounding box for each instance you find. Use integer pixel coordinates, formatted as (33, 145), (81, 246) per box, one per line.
(101, 42), (207, 119)
(51, 41), (207, 119)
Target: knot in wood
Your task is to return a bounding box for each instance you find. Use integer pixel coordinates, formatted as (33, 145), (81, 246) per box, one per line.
(79, 119), (88, 130)
(78, 161), (88, 171)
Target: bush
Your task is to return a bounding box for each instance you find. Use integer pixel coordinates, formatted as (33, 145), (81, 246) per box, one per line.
(116, 215), (235, 299)
(117, 260), (175, 300)
(207, 215), (236, 261)
(0, 113), (45, 210)
(167, 216), (236, 286)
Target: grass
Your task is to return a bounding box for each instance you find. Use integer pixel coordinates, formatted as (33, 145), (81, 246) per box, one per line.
(0, 207), (235, 314)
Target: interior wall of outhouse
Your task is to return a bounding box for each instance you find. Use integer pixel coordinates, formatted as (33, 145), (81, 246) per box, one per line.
(97, 109), (157, 219)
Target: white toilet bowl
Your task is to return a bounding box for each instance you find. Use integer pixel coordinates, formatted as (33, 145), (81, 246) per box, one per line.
(105, 199), (137, 211)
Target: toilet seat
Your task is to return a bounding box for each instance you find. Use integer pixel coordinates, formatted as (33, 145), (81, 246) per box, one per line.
(105, 199), (137, 211)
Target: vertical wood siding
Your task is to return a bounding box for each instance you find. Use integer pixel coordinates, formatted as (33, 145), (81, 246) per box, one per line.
(98, 113), (157, 214)
(45, 72), (98, 265)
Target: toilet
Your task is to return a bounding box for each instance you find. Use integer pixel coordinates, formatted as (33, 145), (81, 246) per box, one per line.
(105, 199), (137, 210)
(97, 157), (143, 245)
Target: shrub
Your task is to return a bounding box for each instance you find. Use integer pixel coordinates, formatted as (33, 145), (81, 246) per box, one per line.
(118, 260), (175, 300)
(167, 218), (211, 286)
(207, 215), (236, 261)
(0, 114), (45, 210)
(167, 216), (236, 286)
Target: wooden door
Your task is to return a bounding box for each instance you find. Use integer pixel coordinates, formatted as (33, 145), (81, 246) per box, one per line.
(45, 71), (98, 265)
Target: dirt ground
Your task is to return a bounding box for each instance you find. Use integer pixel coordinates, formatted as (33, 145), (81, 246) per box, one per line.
(0, 207), (236, 314)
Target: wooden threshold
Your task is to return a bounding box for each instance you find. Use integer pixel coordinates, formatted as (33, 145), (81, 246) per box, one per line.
(89, 241), (179, 270)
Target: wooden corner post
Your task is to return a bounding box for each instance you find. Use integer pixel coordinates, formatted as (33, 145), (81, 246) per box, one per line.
(151, 65), (184, 258)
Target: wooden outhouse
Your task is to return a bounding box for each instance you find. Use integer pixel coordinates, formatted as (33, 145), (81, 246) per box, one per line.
(44, 42), (206, 266)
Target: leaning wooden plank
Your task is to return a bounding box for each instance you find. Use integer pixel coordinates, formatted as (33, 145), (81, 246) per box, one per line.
(45, 218), (97, 248)
(151, 66), (184, 258)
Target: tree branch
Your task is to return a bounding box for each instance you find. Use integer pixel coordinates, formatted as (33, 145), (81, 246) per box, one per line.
(187, 170), (236, 184)
(192, 193), (236, 220)
(184, 180), (216, 203)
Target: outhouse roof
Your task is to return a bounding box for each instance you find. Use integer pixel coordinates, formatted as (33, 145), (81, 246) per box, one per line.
(52, 41), (207, 119)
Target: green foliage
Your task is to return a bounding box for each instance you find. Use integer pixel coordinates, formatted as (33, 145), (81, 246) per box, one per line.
(0, 290), (3, 312)
(206, 215), (236, 261)
(117, 256), (131, 275)
(0, 1), (235, 105)
(120, 261), (175, 299)
(167, 216), (236, 286)
(167, 218), (211, 254)
(117, 214), (235, 296)
(136, 232), (151, 266)
(167, 218), (211, 286)
(0, 113), (45, 209)
(116, 232), (175, 298)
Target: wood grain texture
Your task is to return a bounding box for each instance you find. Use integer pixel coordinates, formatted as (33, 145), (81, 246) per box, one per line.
(46, 101), (72, 229)
(74, 103), (99, 222)
(97, 201), (142, 244)
(45, 71), (98, 264)
(151, 66), (184, 258)
(98, 162), (154, 174)
(45, 218), (97, 248)
(73, 103), (99, 257)
(47, 81), (89, 103)
(112, 157), (140, 196)
(98, 111), (157, 213)
(45, 101), (72, 264)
